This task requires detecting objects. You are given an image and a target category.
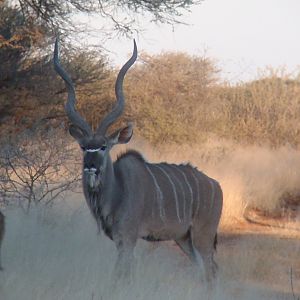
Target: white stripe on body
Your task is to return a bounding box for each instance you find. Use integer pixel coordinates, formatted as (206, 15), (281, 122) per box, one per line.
(190, 168), (201, 217)
(155, 165), (182, 223)
(209, 179), (215, 213)
(145, 165), (166, 221)
(175, 166), (194, 219)
(166, 165), (186, 221)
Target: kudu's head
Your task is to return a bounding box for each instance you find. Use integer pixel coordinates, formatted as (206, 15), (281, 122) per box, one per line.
(53, 39), (137, 190)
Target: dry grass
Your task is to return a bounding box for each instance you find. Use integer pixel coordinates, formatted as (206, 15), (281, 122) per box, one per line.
(218, 231), (300, 299)
(0, 193), (299, 300)
(214, 72), (300, 147)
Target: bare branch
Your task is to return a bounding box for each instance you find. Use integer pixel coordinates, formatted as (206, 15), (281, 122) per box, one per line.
(0, 127), (80, 209)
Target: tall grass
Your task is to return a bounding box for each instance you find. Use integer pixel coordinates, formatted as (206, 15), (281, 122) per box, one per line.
(1, 195), (299, 300)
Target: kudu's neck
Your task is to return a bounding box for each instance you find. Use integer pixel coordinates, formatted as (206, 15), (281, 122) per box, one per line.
(83, 155), (117, 215)
(102, 155), (116, 201)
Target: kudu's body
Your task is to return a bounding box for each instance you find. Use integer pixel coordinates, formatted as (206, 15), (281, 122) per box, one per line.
(54, 39), (223, 284)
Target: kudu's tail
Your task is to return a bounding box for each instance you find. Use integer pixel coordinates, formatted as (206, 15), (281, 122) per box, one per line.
(213, 233), (218, 251)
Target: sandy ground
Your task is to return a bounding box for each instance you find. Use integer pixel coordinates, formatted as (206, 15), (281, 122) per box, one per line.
(0, 194), (299, 300)
(218, 223), (300, 300)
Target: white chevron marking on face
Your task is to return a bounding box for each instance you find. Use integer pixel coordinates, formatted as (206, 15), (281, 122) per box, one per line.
(86, 149), (101, 152)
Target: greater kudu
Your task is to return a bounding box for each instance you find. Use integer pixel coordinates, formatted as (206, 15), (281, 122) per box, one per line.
(53, 39), (223, 285)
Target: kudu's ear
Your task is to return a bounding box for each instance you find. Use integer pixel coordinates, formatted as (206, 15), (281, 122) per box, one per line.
(69, 124), (86, 142)
(108, 124), (133, 145)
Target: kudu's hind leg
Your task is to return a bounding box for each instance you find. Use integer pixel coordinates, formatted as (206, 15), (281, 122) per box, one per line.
(189, 230), (218, 300)
(175, 230), (197, 263)
(191, 226), (218, 287)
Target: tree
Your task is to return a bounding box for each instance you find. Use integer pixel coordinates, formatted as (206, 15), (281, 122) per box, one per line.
(0, 2), (113, 135)
(0, 0), (204, 134)
(0, 3), (50, 85)
(15, 0), (203, 36)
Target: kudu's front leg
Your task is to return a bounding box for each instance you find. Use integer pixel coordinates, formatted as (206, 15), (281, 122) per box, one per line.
(112, 237), (136, 285)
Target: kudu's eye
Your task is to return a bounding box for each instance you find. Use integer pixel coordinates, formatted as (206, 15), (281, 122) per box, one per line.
(80, 146), (86, 151)
(100, 145), (107, 151)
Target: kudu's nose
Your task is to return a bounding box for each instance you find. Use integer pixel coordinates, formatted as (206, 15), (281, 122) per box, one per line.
(84, 165), (100, 175)
(84, 165), (101, 189)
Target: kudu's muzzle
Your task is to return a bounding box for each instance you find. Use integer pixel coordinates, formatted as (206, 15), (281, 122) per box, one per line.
(84, 167), (101, 189)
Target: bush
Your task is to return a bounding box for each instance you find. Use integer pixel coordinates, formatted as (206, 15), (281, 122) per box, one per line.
(124, 51), (219, 144)
(214, 72), (300, 146)
(0, 127), (80, 211)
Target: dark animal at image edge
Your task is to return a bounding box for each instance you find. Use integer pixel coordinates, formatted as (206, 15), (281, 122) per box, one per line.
(53, 38), (223, 286)
(0, 210), (5, 270)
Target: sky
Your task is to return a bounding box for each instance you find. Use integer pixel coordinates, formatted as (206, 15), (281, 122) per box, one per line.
(88, 0), (300, 83)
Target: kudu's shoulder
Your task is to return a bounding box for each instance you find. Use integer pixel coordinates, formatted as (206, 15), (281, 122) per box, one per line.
(115, 150), (146, 164)
(113, 150), (149, 187)
(114, 150), (148, 176)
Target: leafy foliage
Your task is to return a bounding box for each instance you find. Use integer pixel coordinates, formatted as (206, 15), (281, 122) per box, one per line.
(0, 2), (112, 136)
(0, 3), (49, 85)
(0, 0), (203, 137)
(15, 0), (203, 35)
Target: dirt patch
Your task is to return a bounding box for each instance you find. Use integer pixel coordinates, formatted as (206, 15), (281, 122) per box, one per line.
(217, 224), (300, 299)
(243, 207), (300, 233)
